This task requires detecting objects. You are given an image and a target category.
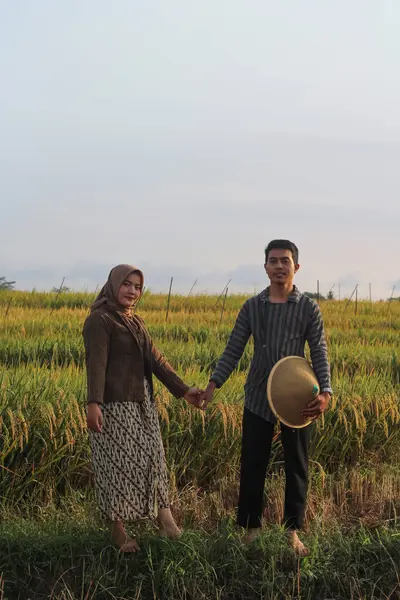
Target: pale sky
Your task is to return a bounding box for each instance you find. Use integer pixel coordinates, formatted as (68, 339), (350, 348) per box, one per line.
(1, 1), (399, 298)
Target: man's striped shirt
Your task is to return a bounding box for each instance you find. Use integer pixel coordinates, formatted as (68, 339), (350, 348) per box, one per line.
(210, 286), (332, 423)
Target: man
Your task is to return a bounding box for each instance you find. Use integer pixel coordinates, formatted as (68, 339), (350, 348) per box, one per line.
(202, 240), (332, 556)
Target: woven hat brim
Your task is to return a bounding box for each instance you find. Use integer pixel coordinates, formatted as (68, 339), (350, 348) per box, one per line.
(267, 356), (319, 428)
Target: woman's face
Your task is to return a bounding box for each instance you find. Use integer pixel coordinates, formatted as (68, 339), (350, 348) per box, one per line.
(117, 273), (142, 309)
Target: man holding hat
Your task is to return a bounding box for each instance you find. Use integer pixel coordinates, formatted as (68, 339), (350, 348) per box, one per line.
(202, 240), (332, 555)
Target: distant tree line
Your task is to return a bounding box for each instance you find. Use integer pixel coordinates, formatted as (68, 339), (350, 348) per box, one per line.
(304, 291), (334, 301)
(0, 278), (73, 293)
(0, 277), (15, 290)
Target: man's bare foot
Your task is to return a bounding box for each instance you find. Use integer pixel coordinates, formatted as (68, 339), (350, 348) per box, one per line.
(112, 520), (139, 553)
(287, 530), (309, 557)
(242, 527), (261, 546)
(157, 508), (182, 539)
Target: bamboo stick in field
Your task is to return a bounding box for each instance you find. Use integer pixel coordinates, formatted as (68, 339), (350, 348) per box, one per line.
(3, 296), (12, 318)
(85, 284), (100, 314)
(214, 278), (231, 309)
(182, 279), (198, 310)
(317, 280), (320, 304)
(219, 287), (229, 325)
(387, 285), (396, 316)
(355, 285), (358, 315)
(166, 277), (173, 321)
(344, 284), (358, 312)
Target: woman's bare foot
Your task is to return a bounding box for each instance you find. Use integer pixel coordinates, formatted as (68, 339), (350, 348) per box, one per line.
(157, 508), (182, 539)
(287, 530), (309, 557)
(112, 520), (139, 553)
(242, 527), (261, 546)
(158, 522), (182, 539)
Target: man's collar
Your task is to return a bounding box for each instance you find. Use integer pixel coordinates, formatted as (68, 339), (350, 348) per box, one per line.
(260, 285), (301, 304)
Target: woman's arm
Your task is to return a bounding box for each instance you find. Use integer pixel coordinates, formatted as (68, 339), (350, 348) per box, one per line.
(82, 311), (111, 430)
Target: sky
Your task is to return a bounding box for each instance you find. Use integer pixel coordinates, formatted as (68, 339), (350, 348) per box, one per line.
(1, 1), (399, 299)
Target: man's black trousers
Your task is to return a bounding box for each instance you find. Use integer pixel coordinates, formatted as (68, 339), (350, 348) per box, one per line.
(237, 408), (310, 530)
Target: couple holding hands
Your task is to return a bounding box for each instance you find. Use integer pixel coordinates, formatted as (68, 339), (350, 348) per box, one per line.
(83, 239), (332, 556)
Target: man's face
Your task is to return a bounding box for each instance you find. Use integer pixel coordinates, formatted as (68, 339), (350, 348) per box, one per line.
(264, 248), (299, 285)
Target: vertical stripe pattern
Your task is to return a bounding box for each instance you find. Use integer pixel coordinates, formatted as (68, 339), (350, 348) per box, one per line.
(210, 286), (332, 423)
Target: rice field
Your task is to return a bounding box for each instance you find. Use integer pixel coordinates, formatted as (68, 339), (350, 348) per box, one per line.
(0, 290), (399, 599)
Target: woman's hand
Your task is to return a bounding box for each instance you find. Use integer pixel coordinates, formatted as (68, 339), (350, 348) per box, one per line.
(184, 387), (206, 410)
(87, 403), (103, 432)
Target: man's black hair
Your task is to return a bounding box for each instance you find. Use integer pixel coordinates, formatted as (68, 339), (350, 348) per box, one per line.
(264, 239), (299, 264)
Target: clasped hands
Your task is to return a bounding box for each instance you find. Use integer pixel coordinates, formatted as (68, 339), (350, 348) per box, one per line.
(184, 381), (216, 411)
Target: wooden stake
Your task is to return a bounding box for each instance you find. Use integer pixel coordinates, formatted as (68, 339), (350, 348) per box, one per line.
(387, 285), (396, 316)
(182, 279), (198, 310)
(344, 284), (358, 312)
(166, 277), (173, 321)
(219, 287), (229, 325)
(4, 296), (12, 318)
(86, 284), (100, 314)
(214, 278), (232, 309)
(355, 285), (358, 315)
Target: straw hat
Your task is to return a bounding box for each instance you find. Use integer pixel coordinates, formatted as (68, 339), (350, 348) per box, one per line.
(267, 356), (319, 428)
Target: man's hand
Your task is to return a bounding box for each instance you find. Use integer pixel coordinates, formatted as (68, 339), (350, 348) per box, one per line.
(201, 381), (217, 409)
(301, 392), (331, 420)
(87, 403), (103, 432)
(184, 387), (206, 410)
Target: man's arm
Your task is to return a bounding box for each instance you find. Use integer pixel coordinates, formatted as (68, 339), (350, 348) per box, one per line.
(204, 301), (251, 404)
(302, 301), (332, 419)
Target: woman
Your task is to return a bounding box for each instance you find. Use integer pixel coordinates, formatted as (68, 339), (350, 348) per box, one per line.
(83, 264), (204, 552)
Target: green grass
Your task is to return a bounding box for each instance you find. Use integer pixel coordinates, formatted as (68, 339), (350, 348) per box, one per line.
(1, 513), (399, 600)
